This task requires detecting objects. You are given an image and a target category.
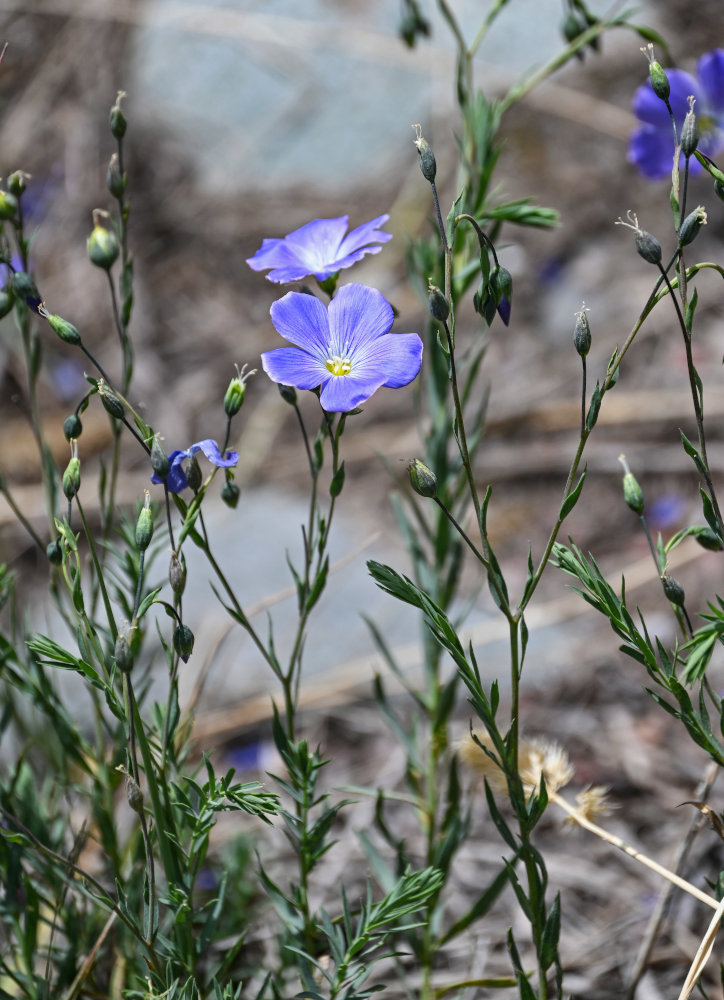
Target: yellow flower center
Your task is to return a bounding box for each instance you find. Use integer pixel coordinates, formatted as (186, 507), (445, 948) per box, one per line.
(325, 354), (352, 376)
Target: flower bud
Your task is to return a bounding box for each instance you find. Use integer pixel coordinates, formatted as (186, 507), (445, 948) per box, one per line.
(169, 551), (187, 596)
(0, 284), (13, 319)
(492, 266), (512, 325)
(150, 434), (169, 480)
(173, 623), (195, 662)
(279, 383), (297, 405)
(679, 206), (706, 247)
(573, 304), (591, 357)
(715, 180), (724, 204)
(63, 413), (83, 441)
(661, 572), (685, 607)
(681, 98), (699, 158)
(99, 384), (125, 420)
(135, 492), (154, 551)
(618, 454), (644, 515)
(115, 630), (134, 674)
(46, 538), (63, 565)
(635, 230), (662, 265)
(409, 459), (438, 498)
(87, 210), (119, 270)
(693, 526), (723, 551)
(414, 126), (437, 183)
(110, 91), (127, 139)
(224, 375), (246, 417)
(648, 61), (670, 102)
(185, 456), (202, 492)
(13, 272), (40, 309)
(0, 191), (17, 220)
(125, 775), (143, 813)
(428, 283), (449, 322)
(40, 308), (82, 346)
(7, 171), (29, 197)
(106, 153), (124, 198)
(62, 452), (81, 500)
(221, 479), (240, 508)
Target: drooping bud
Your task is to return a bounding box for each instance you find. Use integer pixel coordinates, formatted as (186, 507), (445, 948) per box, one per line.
(0, 190), (17, 220)
(661, 572), (685, 607)
(135, 491), (154, 551)
(492, 266), (512, 326)
(409, 459), (438, 498)
(681, 96), (699, 158)
(46, 538), (63, 565)
(428, 283), (449, 322)
(692, 525), (723, 551)
(98, 381), (125, 419)
(278, 383), (297, 405)
(173, 623), (195, 662)
(125, 774), (144, 813)
(573, 303), (591, 357)
(185, 456), (202, 492)
(618, 454), (644, 516)
(169, 550), (187, 596)
(413, 125), (437, 183)
(63, 413), (83, 441)
(679, 205), (707, 247)
(115, 629), (134, 674)
(110, 91), (127, 139)
(221, 479), (240, 508)
(13, 272), (40, 311)
(641, 45), (670, 102)
(106, 153), (124, 199)
(39, 306), (82, 346)
(150, 433), (169, 480)
(7, 171), (29, 197)
(62, 443), (81, 500)
(87, 210), (119, 270)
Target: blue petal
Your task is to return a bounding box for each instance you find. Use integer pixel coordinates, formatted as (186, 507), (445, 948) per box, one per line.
(328, 283), (394, 359)
(262, 346), (328, 390)
(270, 291), (331, 357)
(356, 332), (423, 389)
(633, 70), (700, 127)
(190, 439), (239, 469)
(628, 124), (675, 179)
(337, 214), (391, 258)
(151, 451), (190, 493)
(319, 371), (385, 411)
(698, 49), (724, 113)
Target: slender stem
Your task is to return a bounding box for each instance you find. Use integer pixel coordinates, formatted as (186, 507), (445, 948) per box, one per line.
(433, 496), (490, 572)
(0, 475), (45, 549)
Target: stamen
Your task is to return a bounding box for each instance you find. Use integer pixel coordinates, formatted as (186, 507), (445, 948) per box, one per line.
(325, 354), (352, 376)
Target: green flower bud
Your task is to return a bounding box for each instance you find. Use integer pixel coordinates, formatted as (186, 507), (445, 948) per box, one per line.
(562, 11), (582, 44)
(110, 91), (127, 139)
(715, 179), (724, 204)
(648, 61), (670, 102)
(618, 454), (644, 515)
(106, 153), (124, 198)
(679, 206), (706, 247)
(661, 572), (685, 607)
(573, 304), (591, 357)
(62, 449), (81, 500)
(63, 413), (82, 441)
(40, 307), (82, 346)
(681, 98), (699, 158)
(221, 479), (240, 508)
(224, 374), (246, 417)
(0, 191), (17, 220)
(278, 383), (297, 405)
(135, 492), (154, 551)
(428, 283), (449, 322)
(46, 538), (63, 565)
(173, 623), (195, 662)
(693, 525), (723, 551)
(98, 382), (125, 419)
(409, 459), (438, 498)
(115, 630), (134, 674)
(414, 126), (436, 183)
(125, 775), (143, 813)
(87, 211), (119, 270)
(169, 551), (187, 596)
(12, 271), (39, 304)
(0, 284), (13, 319)
(150, 434), (169, 480)
(7, 171), (29, 197)
(185, 456), (202, 492)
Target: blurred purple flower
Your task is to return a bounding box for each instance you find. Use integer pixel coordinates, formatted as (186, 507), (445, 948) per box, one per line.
(150, 439), (238, 493)
(261, 283), (423, 412)
(629, 50), (724, 179)
(246, 215), (392, 283)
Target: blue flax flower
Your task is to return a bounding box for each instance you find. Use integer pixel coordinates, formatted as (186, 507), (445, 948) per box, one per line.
(150, 439), (238, 493)
(629, 49), (724, 179)
(246, 215), (392, 283)
(261, 283), (423, 412)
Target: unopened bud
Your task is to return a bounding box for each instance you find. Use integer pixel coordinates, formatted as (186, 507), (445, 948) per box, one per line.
(409, 459), (438, 498)
(98, 382), (125, 419)
(115, 630), (134, 674)
(221, 479), (240, 508)
(63, 413), (83, 441)
(413, 126), (437, 183)
(573, 304), (591, 357)
(278, 383), (297, 405)
(150, 434), (169, 480)
(173, 623), (195, 662)
(692, 525), (723, 551)
(62, 449), (81, 500)
(661, 572), (685, 607)
(428, 283), (449, 322)
(125, 775), (144, 813)
(39, 307), (82, 346)
(87, 211), (119, 270)
(7, 171), (29, 197)
(46, 538), (63, 565)
(618, 454), (644, 516)
(681, 97), (699, 158)
(0, 190), (17, 220)
(110, 91), (127, 139)
(13, 272), (40, 310)
(185, 456), (202, 492)
(106, 154), (124, 198)
(679, 205), (706, 247)
(616, 211), (662, 266)
(644, 47), (670, 102)
(0, 284), (14, 319)
(169, 551), (187, 596)
(224, 367), (248, 417)
(135, 491), (154, 551)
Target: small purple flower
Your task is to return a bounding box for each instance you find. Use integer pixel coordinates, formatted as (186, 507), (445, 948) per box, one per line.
(246, 215), (392, 284)
(150, 439), (238, 493)
(629, 50), (724, 180)
(261, 283), (423, 412)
